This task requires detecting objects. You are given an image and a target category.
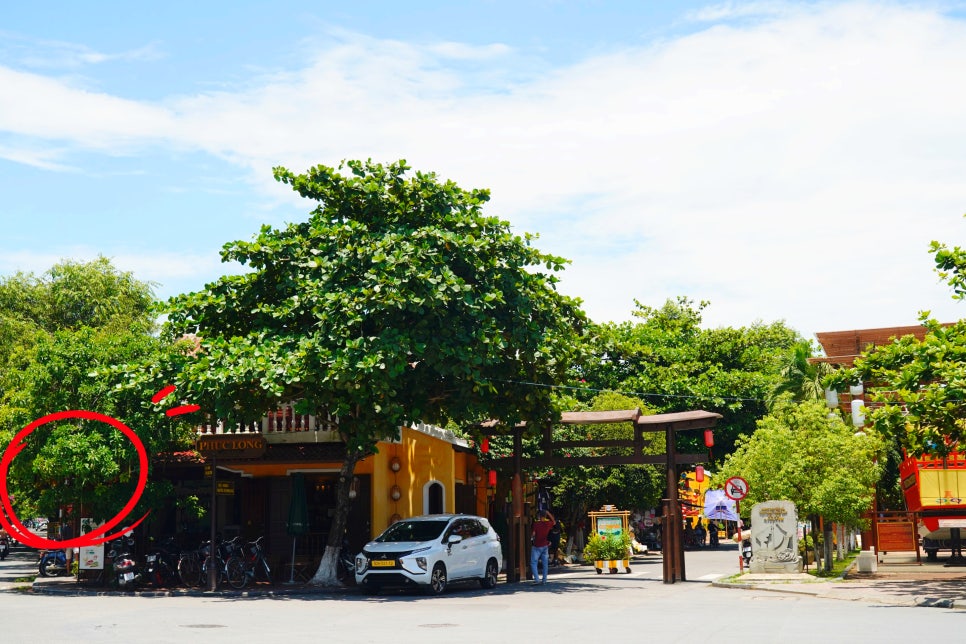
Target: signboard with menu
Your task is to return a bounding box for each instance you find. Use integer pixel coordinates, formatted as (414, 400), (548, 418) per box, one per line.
(78, 518), (104, 570)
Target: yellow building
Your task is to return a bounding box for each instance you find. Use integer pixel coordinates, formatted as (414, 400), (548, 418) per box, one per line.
(159, 412), (488, 579)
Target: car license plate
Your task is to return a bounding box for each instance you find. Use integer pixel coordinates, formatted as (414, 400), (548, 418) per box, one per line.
(371, 560), (395, 568)
(123, 572), (135, 582)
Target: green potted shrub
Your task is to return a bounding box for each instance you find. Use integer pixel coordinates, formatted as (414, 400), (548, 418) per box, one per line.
(583, 532), (632, 574)
(799, 534), (820, 565)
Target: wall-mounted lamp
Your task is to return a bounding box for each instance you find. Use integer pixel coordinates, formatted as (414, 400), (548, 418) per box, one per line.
(390, 457), (401, 472)
(473, 469), (483, 484)
(390, 484), (402, 501)
(390, 513), (401, 524)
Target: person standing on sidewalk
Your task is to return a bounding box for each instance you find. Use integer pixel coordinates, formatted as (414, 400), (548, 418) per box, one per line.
(531, 509), (556, 584)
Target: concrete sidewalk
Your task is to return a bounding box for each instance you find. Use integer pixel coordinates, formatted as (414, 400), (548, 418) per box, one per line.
(712, 551), (966, 608)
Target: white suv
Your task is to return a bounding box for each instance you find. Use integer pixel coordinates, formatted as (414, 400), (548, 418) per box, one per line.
(354, 514), (502, 595)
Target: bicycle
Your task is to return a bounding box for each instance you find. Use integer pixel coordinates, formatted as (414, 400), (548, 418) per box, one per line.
(224, 536), (271, 589)
(177, 544), (205, 588)
(199, 537), (244, 589)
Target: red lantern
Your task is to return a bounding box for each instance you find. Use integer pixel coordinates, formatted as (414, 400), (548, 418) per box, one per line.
(481, 437), (490, 454)
(695, 466), (705, 483)
(704, 429), (714, 448)
(488, 470), (497, 487)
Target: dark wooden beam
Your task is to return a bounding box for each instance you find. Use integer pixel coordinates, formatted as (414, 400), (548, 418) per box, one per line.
(486, 453), (707, 468)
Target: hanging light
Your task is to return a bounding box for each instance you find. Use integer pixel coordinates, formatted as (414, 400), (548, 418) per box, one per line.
(389, 457), (401, 472)
(695, 466), (705, 483)
(851, 399), (866, 427)
(825, 388), (839, 408)
(348, 476), (359, 499)
(481, 437), (489, 454)
(703, 429), (714, 448)
(488, 470), (497, 487)
(390, 485), (402, 501)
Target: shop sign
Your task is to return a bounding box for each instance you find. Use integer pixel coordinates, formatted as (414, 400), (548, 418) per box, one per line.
(196, 434), (266, 459)
(216, 480), (235, 496)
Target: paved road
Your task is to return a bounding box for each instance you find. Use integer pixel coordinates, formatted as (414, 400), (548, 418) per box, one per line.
(2, 542), (962, 643)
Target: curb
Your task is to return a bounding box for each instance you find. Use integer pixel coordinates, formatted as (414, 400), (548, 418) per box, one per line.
(30, 577), (355, 598)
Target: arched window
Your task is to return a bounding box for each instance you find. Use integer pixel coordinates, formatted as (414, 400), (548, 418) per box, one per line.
(425, 481), (445, 514)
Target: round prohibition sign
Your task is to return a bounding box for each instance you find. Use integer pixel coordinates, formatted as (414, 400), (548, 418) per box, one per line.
(724, 476), (749, 501)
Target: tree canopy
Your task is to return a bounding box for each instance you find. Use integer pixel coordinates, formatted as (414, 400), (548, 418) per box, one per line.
(827, 234), (966, 456)
(0, 258), (191, 525)
(578, 297), (801, 456)
(159, 159), (589, 583)
(713, 399), (883, 527)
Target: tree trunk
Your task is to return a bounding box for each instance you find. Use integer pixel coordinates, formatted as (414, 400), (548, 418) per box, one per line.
(810, 514), (822, 571)
(823, 518), (833, 572)
(309, 447), (363, 586)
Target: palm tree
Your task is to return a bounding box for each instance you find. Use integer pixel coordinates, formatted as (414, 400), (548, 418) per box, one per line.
(767, 340), (835, 410)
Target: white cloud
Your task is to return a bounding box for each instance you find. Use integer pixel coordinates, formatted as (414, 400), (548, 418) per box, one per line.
(0, 31), (164, 70)
(3, 2), (966, 334)
(0, 66), (176, 149)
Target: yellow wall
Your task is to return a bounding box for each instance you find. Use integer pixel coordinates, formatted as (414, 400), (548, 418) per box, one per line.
(369, 426), (459, 536)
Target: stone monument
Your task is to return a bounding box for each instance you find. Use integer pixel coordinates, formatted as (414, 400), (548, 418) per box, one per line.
(749, 500), (803, 574)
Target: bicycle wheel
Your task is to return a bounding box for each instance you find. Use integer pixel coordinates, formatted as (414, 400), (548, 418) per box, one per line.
(258, 557), (273, 584)
(225, 557), (247, 589)
(178, 555), (202, 588)
(202, 556), (225, 588)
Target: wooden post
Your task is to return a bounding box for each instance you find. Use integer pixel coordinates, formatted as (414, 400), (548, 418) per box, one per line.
(663, 422), (685, 583)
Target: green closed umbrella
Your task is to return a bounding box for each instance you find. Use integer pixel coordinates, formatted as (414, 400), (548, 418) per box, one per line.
(286, 473), (309, 584)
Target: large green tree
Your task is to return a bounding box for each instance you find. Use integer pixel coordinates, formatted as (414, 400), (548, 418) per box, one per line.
(714, 400), (882, 524)
(827, 235), (966, 456)
(714, 399), (882, 569)
(160, 159), (588, 585)
(0, 258), (192, 529)
(580, 297), (801, 457)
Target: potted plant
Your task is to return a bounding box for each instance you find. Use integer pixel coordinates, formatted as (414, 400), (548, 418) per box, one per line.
(583, 532), (632, 574)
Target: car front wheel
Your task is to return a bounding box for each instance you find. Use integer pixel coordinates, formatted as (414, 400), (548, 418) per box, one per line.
(426, 562), (447, 595)
(480, 558), (499, 589)
(480, 559), (500, 588)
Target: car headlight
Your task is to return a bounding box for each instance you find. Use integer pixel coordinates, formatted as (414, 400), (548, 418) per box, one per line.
(415, 556), (427, 571)
(355, 555), (367, 573)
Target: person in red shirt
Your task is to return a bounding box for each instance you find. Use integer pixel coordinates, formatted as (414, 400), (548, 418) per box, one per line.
(530, 509), (556, 584)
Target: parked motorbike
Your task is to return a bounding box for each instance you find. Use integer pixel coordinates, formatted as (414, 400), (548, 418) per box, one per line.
(108, 533), (140, 589)
(142, 536), (179, 588)
(0, 534), (10, 561)
(741, 538), (753, 567)
(38, 548), (70, 577)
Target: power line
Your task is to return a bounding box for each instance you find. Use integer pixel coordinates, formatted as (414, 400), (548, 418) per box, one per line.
(483, 378), (765, 404)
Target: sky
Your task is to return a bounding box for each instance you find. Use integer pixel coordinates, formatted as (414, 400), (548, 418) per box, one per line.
(3, 0), (966, 344)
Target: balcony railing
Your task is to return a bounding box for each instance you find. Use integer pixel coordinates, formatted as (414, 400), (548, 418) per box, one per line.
(195, 403), (339, 438)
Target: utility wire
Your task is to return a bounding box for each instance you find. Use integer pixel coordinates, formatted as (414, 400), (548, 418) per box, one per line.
(482, 378), (765, 404)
